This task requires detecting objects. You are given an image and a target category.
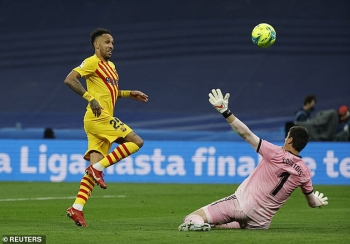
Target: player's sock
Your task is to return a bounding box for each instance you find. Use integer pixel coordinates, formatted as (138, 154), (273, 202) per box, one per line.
(184, 214), (205, 224)
(72, 203), (83, 211)
(96, 142), (140, 168)
(73, 173), (95, 210)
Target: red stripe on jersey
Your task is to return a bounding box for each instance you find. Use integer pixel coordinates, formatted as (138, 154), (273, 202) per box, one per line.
(95, 69), (115, 106)
(101, 62), (118, 106)
(97, 62), (116, 96)
(106, 64), (119, 84)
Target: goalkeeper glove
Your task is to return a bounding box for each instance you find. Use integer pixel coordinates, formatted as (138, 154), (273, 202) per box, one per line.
(314, 191), (328, 207)
(208, 89), (232, 118)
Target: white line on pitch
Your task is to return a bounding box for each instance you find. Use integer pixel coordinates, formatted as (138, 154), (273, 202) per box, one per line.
(0, 195), (126, 202)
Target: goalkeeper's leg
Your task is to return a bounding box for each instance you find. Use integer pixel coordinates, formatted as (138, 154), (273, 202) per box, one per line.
(204, 194), (247, 229)
(179, 194), (247, 231)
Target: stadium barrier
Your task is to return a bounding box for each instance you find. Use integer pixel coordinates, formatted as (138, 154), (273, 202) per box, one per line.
(0, 140), (349, 184)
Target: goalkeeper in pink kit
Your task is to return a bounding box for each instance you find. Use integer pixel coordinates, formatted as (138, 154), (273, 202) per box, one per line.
(178, 89), (329, 231)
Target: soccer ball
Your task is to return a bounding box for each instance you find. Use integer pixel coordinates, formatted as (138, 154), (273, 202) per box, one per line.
(251, 23), (276, 48)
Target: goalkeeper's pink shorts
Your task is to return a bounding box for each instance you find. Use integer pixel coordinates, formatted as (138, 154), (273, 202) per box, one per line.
(202, 194), (270, 229)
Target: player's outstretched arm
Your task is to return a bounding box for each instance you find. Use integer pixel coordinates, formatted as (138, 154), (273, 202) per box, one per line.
(305, 191), (329, 208)
(118, 90), (148, 102)
(130, 90), (148, 102)
(208, 89), (260, 150)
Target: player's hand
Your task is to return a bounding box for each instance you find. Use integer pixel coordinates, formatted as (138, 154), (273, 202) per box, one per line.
(314, 191), (328, 207)
(130, 90), (148, 102)
(90, 99), (103, 117)
(208, 89), (230, 113)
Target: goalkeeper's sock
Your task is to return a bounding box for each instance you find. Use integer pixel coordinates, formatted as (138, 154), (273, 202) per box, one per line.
(72, 173), (95, 210)
(184, 214), (205, 224)
(94, 142), (140, 169)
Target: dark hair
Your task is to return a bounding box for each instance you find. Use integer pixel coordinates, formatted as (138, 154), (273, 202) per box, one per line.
(304, 95), (317, 106)
(90, 28), (111, 47)
(43, 127), (55, 139)
(288, 126), (309, 152)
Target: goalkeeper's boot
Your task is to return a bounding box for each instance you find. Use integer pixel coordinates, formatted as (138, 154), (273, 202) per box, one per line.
(85, 165), (107, 189)
(66, 207), (87, 227)
(178, 222), (211, 231)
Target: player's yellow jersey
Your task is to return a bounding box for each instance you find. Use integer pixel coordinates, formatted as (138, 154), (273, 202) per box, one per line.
(73, 54), (119, 120)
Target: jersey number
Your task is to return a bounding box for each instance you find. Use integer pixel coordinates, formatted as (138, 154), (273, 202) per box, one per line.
(110, 117), (124, 130)
(271, 172), (291, 196)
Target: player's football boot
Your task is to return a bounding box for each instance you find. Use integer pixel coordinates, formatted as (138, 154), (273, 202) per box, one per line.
(66, 207), (87, 227)
(85, 165), (107, 189)
(178, 222), (211, 231)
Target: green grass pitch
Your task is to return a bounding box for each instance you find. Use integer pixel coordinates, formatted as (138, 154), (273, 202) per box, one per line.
(0, 182), (349, 244)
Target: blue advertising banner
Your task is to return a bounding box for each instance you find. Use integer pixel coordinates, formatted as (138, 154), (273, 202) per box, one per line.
(0, 140), (349, 184)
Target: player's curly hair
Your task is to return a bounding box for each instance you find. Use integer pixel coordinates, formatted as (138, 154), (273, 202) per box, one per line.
(90, 28), (112, 48)
(288, 126), (310, 152)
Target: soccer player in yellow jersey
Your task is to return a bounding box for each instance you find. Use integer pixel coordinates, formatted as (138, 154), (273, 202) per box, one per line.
(64, 28), (148, 227)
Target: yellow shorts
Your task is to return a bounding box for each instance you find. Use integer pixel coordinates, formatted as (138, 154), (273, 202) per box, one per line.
(83, 116), (133, 161)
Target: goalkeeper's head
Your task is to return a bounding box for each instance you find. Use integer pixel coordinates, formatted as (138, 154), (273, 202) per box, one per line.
(287, 126), (310, 152)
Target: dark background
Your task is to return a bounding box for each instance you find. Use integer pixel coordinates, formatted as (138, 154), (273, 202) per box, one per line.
(0, 0), (349, 136)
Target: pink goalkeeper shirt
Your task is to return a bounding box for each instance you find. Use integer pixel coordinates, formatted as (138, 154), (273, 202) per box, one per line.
(234, 139), (314, 226)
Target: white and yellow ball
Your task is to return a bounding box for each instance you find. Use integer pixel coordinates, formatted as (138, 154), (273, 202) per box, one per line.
(251, 23), (276, 48)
